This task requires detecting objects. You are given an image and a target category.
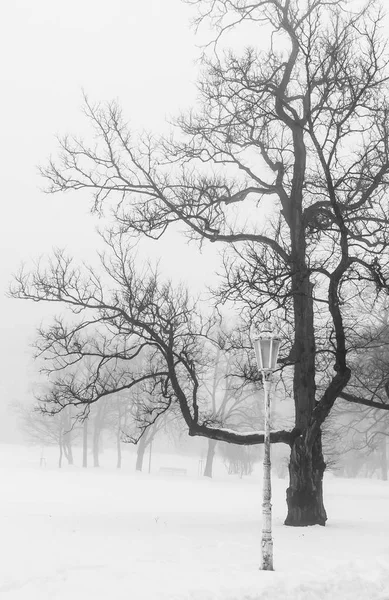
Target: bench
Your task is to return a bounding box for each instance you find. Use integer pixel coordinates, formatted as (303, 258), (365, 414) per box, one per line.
(159, 467), (187, 476)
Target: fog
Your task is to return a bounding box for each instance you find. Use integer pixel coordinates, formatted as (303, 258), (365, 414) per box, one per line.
(0, 0), (221, 440)
(1, 3), (389, 598)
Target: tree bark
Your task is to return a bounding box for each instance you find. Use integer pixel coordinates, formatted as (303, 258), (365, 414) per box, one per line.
(82, 419), (88, 468)
(285, 261), (327, 526)
(285, 431), (327, 526)
(204, 439), (217, 478)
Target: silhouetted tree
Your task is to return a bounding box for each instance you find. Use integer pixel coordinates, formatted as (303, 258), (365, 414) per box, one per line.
(13, 0), (389, 525)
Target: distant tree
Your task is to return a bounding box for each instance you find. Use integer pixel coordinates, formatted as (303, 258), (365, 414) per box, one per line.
(134, 422), (158, 472)
(330, 402), (389, 480)
(220, 442), (260, 477)
(119, 382), (179, 472)
(330, 406), (389, 480)
(25, 326), (171, 466)
(82, 415), (89, 468)
(328, 301), (389, 478)
(111, 394), (131, 469)
(200, 345), (260, 478)
(17, 401), (77, 468)
(91, 400), (107, 468)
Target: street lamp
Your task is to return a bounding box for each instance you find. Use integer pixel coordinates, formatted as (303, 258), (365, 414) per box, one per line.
(252, 323), (281, 571)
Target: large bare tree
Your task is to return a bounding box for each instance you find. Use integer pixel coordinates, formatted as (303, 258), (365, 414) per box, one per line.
(11, 0), (389, 525)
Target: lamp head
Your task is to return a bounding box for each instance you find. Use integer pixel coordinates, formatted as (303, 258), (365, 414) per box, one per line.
(251, 321), (281, 372)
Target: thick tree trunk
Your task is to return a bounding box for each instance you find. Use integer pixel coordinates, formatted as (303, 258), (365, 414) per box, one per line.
(283, 172), (328, 525)
(82, 419), (88, 468)
(285, 295), (326, 524)
(204, 439), (217, 478)
(285, 431), (327, 526)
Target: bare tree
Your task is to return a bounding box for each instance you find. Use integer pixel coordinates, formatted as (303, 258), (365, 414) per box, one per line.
(13, 0), (389, 525)
(329, 403), (389, 479)
(17, 401), (77, 468)
(201, 345), (259, 478)
(331, 308), (389, 479)
(220, 443), (260, 477)
(134, 420), (162, 472)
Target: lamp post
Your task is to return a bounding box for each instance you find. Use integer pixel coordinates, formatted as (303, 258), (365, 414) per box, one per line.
(252, 324), (281, 571)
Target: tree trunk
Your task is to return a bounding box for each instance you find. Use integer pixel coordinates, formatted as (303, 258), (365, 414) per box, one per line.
(381, 437), (387, 481)
(281, 169), (328, 526)
(93, 421), (100, 468)
(58, 433), (63, 469)
(136, 433), (148, 472)
(204, 439), (217, 478)
(116, 425), (122, 469)
(93, 430), (100, 467)
(65, 438), (74, 465)
(284, 247), (327, 526)
(148, 440), (153, 474)
(82, 419), (88, 468)
(92, 403), (105, 468)
(285, 431), (327, 526)
(115, 401), (122, 469)
(63, 406), (74, 465)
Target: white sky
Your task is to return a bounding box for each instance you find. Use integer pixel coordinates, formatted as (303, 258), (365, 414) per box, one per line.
(0, 0), (222, 434)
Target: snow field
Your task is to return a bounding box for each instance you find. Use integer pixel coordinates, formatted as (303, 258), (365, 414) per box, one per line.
(0, 445), (389, 599)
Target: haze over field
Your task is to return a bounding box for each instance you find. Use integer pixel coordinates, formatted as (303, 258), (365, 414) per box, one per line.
(0, 0), (220, 438)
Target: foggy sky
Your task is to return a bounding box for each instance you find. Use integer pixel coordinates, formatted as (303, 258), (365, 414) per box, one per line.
(0, 0), (220, 439)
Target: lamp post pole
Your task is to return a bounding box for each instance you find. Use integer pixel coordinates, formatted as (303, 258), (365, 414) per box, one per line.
(252, 323), (280, 571)
(261, 370), (273, 571)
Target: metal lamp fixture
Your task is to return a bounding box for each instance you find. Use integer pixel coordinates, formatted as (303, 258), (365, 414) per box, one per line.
(253, 327), (281, 372)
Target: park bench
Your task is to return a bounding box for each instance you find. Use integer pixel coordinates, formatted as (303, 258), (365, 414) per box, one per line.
(159, 467), (187, 476)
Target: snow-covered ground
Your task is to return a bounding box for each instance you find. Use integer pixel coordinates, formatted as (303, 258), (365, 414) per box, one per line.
(0, 444), (388, 600)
